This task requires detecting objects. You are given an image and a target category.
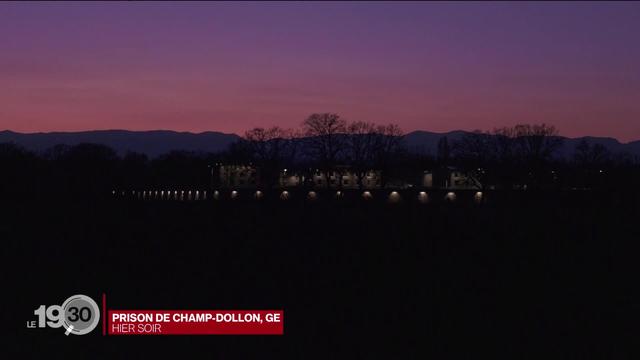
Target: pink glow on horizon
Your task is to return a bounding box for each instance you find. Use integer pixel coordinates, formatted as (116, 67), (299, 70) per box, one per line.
(1, 2), (639, 141)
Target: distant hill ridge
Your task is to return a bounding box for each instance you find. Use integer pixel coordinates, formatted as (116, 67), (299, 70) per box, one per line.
(1, 129), (639, 158)
(403, 130), (640, 158)
(0, 130), (241, 157)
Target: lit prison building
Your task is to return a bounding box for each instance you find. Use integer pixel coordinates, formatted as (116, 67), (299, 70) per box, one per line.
(218, 165), (258, 188)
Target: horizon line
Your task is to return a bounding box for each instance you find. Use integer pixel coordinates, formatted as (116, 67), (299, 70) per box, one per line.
(2, 128), (639, 144)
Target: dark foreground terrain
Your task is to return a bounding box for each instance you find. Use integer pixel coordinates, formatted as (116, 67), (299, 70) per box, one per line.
(5, 189), (638, 358)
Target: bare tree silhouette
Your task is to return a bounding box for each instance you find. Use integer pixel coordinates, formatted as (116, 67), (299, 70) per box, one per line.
(302, 113), (347, 188)
(346, 121), (378, 189)
(244, 126), (299, 188)
(371, 124), (404, 187)
(453, 124), (564, 189)
(574, 139), (610, 166)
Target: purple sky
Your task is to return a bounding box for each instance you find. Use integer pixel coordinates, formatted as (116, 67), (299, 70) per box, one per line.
(1, 2), (639, 141)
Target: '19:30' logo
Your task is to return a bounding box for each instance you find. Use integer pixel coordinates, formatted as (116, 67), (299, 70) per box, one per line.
(28, 295), (100, 335)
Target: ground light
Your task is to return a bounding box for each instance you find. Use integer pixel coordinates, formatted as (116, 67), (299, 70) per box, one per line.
(418, 191), (429, 203)
(445, 192), (456, 201)
(280, 191), (290, 200)
(388, 191), (401, 203)
(362, 191), (373, 200)
(307, 191), (318, 200)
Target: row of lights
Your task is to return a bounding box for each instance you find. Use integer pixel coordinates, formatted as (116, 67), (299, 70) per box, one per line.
(114, 190), (484, 203)
(113, 190), (207, 201)
(220, 190), (483, 203)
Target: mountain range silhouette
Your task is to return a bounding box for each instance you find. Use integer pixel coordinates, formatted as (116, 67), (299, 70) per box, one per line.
(1, 129), (639, 158)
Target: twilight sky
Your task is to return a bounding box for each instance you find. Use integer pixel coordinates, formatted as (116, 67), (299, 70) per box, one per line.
(1, 2), (639, 141)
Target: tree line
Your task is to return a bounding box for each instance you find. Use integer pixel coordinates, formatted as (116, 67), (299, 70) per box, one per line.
(237, 113), (405, 188)
(1, 114), (639, 197)
(449, 124), (639, 190)
(234, 116), (639, 190)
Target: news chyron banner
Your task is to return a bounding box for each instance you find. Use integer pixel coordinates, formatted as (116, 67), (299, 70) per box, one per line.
(110, 310), (283, 335)
(26, 294), (284, 336)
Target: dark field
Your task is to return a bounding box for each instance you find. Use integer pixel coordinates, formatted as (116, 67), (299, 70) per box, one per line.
(6, 189), (638, 358)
